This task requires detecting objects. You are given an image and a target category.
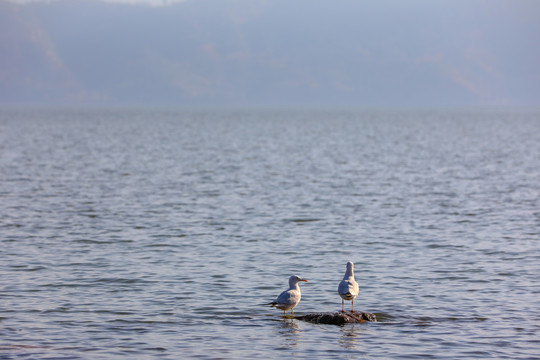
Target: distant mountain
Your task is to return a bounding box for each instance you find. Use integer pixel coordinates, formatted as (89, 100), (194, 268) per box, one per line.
(1, 0), (539, 106)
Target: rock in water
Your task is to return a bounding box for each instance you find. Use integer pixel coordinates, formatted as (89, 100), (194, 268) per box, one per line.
(296, 312), (376, 325)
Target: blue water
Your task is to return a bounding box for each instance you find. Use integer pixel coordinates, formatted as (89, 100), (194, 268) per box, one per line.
(1, 107), (539, 359)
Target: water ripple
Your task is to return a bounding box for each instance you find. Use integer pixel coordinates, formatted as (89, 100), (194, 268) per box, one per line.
(1, 108), (539, 359)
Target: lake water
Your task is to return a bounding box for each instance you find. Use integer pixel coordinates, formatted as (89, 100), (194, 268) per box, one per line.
(1, 107), (539, 359)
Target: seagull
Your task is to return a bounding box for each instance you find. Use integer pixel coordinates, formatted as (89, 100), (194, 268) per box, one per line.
(268, 275), (308, 316)
(338, 261), (359, 313)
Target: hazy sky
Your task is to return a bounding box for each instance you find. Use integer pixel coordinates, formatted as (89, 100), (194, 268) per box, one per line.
(1, 0), (539, 107)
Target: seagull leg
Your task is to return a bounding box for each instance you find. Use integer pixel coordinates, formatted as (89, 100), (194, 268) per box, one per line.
(351, 299), (354, 313)
(283, 310), (286, 316)
(341, 299), (344, 313)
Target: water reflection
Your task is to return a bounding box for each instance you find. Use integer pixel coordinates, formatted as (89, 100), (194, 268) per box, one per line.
(339, 324), (361, 350)
(275, 318), (302, 348)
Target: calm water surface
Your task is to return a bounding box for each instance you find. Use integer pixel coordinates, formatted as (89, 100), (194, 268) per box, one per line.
(1, 107), (539, 359)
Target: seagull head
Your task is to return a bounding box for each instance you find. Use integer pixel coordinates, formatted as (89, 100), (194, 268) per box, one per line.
(345, 261), (355, 276)
(289, 275), (308, 286)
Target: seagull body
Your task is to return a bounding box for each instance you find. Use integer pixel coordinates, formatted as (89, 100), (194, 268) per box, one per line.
(269, 275), (308, 316)
(338, 261), (359, 313)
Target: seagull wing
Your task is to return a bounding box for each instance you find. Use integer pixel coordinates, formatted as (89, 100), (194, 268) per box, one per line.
(338, 279), (350, 296)
(338, 279), (359, 298)
(270, 289), (301, 309)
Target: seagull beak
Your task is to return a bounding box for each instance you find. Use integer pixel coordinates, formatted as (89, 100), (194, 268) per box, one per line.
(300, 279), (308, 282)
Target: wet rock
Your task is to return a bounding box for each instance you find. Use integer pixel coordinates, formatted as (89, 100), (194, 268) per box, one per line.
(296, 311), (376, 325)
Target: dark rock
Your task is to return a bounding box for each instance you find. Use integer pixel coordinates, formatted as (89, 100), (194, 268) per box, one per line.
(296, 311), (376, 325)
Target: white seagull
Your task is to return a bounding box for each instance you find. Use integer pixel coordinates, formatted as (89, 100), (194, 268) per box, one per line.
(338, 261), (359, 313)
(268, 275), (308, 316)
